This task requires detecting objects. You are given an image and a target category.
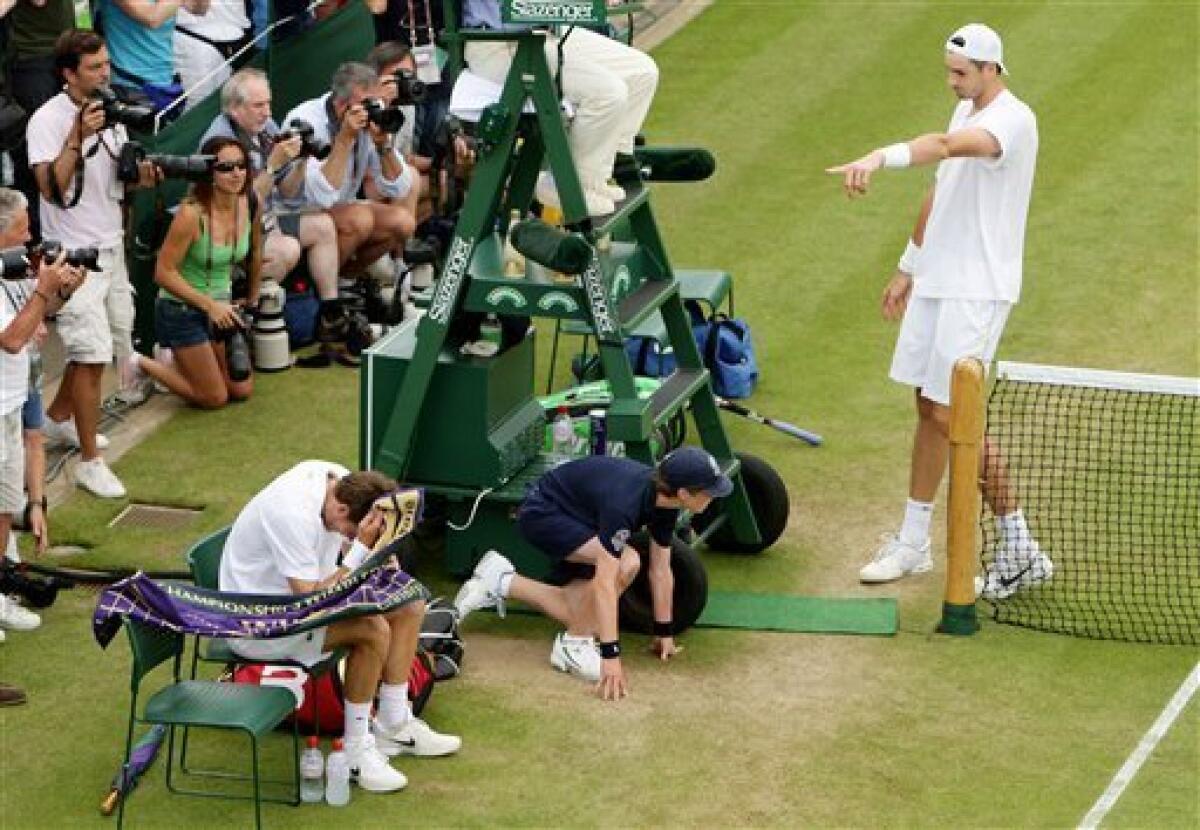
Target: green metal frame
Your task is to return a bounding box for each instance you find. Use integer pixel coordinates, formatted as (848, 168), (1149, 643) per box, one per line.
(119, 620), (300, 829)
(366, 6), (762, 557)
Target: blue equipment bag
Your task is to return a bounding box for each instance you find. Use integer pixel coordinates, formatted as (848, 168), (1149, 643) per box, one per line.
(624, 302), (759, 399)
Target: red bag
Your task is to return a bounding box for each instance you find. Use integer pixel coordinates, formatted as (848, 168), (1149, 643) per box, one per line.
(231, 651), (438, 736)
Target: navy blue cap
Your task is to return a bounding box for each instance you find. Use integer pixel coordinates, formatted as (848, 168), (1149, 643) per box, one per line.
(659, 447), (734, 498)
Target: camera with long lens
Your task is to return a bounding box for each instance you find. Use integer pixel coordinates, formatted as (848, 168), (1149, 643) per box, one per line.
(361, 98), (406, 134)
(391, 68), (427, 105)
(35, 239), (102, 271)
(276, 119), (330, 160)
(117, 140), (216, 183)
(91, 87), (157, 133)
(212, 307), (252, 382)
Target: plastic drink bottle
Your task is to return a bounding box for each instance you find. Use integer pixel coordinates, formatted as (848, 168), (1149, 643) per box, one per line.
(300, 736), (324, 803)
(552, 405), (575, 460)
(325, 738), (351, 806)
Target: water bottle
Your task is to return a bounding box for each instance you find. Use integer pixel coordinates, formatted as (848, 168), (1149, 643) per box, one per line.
(480, 314), (503, 348)
(325, 738), (351, 806)
(552, 405), (575, 461)
(300, 736), (324, 803)
(502, 209), (526, 278)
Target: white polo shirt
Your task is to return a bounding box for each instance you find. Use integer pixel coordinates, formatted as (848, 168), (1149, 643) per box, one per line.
(26, 92), (128, 250)
(220, 460), (350, 596)
(914, 89), (1038, 303)
(0, 288), (29, 416)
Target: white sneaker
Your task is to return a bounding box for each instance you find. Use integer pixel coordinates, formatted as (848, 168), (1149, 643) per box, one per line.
(550, 632), (601, 683)
(976, 539), (1054, 601)
(373, 717), (462, 757)
(600, 181), (626, 202)
(44, 417), (109, 450)
(453, 550), (514, 621)
(115, 354), (152, 405)
(0, 628), (6, 643)
(345, 734), (407, 792)
(74, 457), (127, 499)
(535, 173), (615, 217)
(859, 534), (933, 583)
(0, 595), (41, 631)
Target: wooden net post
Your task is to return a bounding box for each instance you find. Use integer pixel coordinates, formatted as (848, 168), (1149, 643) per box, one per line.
(939, 358), (984, 635)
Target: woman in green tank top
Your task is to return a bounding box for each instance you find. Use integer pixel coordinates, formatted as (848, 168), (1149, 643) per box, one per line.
(127, 136), (262, 408)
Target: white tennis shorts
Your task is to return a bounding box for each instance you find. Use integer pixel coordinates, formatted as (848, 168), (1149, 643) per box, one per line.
(889, 297), (1011, 406)
(228, 626), (330, 668)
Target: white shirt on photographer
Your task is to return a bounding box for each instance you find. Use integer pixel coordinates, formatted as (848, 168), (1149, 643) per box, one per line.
(0, 285), (30, 415)
(220, 460), (350, 596)
(26, 92), (128, 250)
(914, 89), (1038, 304)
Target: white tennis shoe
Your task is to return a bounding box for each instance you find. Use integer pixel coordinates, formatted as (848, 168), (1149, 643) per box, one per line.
(859, 534), (933, 583)
(373, 717), (461, 757)
(345, 734), (407, 792)
(976, 539), (1054, 600)
(550, 632), (601, 683)
(453, 550), (514, 621)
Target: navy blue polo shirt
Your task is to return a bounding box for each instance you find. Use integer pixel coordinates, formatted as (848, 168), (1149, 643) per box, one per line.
(532, 456), (678, 556)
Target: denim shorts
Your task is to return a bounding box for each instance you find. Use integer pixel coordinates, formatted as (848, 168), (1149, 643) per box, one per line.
(21, 386), (44, 431)
(155, 297), (212, 349)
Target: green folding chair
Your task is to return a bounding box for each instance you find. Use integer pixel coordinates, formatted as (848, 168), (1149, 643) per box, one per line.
(118, 618), (300, 829)
(181, 526), (346, 773)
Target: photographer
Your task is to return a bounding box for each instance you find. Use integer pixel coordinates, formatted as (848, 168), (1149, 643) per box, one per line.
(123, 136), (260, 409)
(283, 62), (417, 343)
(200, 68), (341, 317)
(0, 187), (85, 664)
(25, 29), (160, 499)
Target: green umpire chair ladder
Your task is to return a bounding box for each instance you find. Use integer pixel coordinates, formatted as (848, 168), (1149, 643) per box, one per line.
(363, 0), (766, 587)
(118, 619), (300, 829)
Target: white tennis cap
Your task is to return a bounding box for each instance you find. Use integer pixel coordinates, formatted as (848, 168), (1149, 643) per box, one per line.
(946, 23), (1007, 74)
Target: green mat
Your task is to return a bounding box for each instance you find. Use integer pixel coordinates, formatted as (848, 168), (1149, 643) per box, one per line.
(695, 591), (897, 636)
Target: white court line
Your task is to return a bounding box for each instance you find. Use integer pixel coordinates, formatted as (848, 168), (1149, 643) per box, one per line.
(1078, 661), (1200, 829)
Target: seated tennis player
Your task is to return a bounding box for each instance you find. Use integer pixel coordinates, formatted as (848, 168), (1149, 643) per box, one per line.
(219, 460), (460, 793)
(454, 447), (731, 701)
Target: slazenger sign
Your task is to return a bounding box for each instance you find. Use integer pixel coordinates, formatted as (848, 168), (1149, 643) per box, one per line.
(429, 236), (474, 324)
(580, 252), (618, 341)
(504, 0), (604, 25)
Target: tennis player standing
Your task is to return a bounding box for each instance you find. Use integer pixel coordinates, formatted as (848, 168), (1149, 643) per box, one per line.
(827, 23), (1052, 598)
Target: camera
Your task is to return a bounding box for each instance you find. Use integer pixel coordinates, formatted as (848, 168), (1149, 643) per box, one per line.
(391, 68), (427, 105)
(90, 87), (157, 133)
(212, 307), (252, 382)
(117, 140), (216, 183)
(276, 119), (330, 160)
(361, 98), (406, 134)
(35, 240), (102, 271)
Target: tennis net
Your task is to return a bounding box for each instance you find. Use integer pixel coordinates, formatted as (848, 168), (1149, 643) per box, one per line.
(979, 361), (1199, 645)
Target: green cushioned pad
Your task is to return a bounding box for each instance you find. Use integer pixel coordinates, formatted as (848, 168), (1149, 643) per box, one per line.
(696, 591), (897, 636)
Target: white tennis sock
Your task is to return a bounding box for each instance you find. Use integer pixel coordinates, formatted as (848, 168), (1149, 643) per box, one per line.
(344, 701), (373, 742)
(376, 682), (411, 729)
(899, 498), (934, 547)
(996, 510), (1031, 549)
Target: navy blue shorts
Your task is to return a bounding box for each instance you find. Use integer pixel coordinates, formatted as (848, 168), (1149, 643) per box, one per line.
(155, 297), (212, 349)
(516, 491), (599, 584)
(21, 386), (44, 430)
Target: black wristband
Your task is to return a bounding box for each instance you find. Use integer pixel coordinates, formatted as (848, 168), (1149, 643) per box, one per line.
(598, 640), (621, 659)
(653, 621), (673, 637)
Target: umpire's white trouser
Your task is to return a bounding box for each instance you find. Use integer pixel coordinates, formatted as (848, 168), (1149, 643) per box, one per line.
(465, 28), (658, 189)
(174, 33), (232, 112)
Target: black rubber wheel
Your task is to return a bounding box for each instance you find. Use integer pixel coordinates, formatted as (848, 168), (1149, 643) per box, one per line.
(691, 451), (789, 555)
(617, 533), (708, 634)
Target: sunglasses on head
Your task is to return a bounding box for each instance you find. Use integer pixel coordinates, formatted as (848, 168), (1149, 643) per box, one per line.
(213, 160), (248, 173)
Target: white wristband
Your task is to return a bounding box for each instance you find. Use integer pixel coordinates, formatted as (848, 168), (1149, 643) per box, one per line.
(343, 539), (371, 570)
(897, 239), (921, 275)
(881, 142), (912, 169)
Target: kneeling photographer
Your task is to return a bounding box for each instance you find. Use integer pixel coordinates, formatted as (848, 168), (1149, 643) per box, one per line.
(25, 30), (163, 500)
(123, 136), (262, 410)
